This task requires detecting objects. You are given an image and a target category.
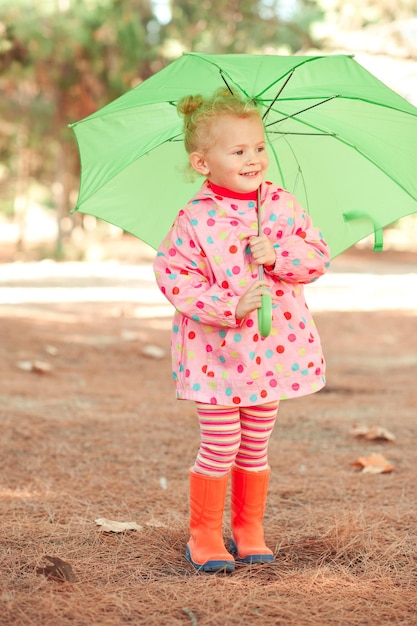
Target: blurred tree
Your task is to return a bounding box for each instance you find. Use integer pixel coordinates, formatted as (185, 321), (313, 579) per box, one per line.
(160, 0), (322, 56)
(0, 0), (158, 256)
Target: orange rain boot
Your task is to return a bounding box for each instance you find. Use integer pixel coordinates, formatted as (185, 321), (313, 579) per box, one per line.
(230, 466), (274, 564)
(186, 470), (235, 573)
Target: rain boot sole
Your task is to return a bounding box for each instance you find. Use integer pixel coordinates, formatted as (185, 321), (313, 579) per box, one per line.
(229, 538), (274, 564)
(185, 544), (235, 573)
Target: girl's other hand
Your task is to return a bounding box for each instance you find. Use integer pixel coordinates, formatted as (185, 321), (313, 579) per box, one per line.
(236, 280), (270, 320)
(249, 236), (276, 267)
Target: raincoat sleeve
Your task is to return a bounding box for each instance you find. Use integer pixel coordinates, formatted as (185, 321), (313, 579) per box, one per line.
(266, 192), (330, 284)
(153, 217), (243, 328)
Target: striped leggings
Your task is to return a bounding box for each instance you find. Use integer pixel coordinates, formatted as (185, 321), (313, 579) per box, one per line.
(193, 401), (279, 477)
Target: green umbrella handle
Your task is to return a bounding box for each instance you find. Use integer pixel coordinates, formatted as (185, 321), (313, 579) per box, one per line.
(258, 291), (273, 338)
(257, 263), (272, 338)
(256, 186), (272, 338)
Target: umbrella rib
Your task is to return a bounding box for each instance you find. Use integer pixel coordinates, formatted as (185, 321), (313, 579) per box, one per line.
(268, 131), (335, 136)
(220, 71), (235, 95)
(262, 71), (294, 121)
(264, 96), (338, 129)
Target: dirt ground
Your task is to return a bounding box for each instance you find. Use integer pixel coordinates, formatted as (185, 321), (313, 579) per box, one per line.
(1, 244), (417, 626)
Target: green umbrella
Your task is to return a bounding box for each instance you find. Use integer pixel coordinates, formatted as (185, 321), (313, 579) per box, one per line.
(70, 52), (417, 258)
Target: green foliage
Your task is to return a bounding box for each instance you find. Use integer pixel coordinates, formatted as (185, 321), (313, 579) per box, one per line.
(161, 0), (321, 55)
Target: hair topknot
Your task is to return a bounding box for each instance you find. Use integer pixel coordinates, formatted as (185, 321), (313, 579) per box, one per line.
(177, 94), (205, 117)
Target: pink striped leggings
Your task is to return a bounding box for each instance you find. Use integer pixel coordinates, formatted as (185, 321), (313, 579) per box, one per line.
(193, 401), (279, 477)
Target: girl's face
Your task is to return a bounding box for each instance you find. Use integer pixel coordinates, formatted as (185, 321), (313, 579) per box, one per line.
(190, 114), (268, 194)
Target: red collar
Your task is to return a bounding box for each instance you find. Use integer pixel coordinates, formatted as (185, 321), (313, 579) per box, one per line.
(208, 181), (258, 201)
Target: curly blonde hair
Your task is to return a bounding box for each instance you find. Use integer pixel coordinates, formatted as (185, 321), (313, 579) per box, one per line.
(177, 88), (262, 179)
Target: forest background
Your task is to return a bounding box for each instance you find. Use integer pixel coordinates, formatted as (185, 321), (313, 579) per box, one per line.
(1, 0), (417, 261)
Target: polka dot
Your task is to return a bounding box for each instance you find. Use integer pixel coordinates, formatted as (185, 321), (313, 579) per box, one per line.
(246, 319), (254, 327)
(233, 396), (241, 404)
(250, 394), (258, 402)
(232, 266), (241, 275)
(168, 248), (177, 256)
(188, 331), (196, 339)
(269, 379), (277, 387)
(206, 344), (213, 352)
(196, 301), (204, 309)
(225, 387), (232, 396)
(172, 287), (180, 295)
(265, 350), (273, 358)
(284, 311), (292, 320)
(192, 383), (201, 391)
(288, 334), (297, 342)
(276, 345), (285, 353)
(229, 245), (238, 253)
(210, 397), (217, 404)
(221, 281), (229, 289)
(207, 218), (215, 226)
(234, 334), (242, 342)
(260, 390), (268, 398)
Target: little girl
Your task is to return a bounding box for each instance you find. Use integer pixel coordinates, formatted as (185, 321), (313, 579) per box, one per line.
(153, 88), (330, 573)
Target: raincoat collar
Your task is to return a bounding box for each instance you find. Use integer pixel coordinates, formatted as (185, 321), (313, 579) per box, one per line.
(207, 180), (258, 201)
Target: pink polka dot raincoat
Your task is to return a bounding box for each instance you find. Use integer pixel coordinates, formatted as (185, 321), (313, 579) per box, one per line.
(153, 180), (330, 406)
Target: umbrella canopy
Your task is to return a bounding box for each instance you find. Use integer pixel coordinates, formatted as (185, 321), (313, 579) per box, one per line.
(70, 52), (417, 258)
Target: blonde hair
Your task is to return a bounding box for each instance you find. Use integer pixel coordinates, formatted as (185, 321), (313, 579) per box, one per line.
(177, 88), (262, 179)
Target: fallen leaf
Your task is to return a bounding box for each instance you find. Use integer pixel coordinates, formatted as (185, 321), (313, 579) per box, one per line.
(351, 424), (396, 442)
(45, 344), (59, 356)
(16, 360), (52, 374)
(95, 517), (143, 533)
(36, 556), (76, 582)
(141, 344), (166, 359)
(350, 453), (394, 474)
